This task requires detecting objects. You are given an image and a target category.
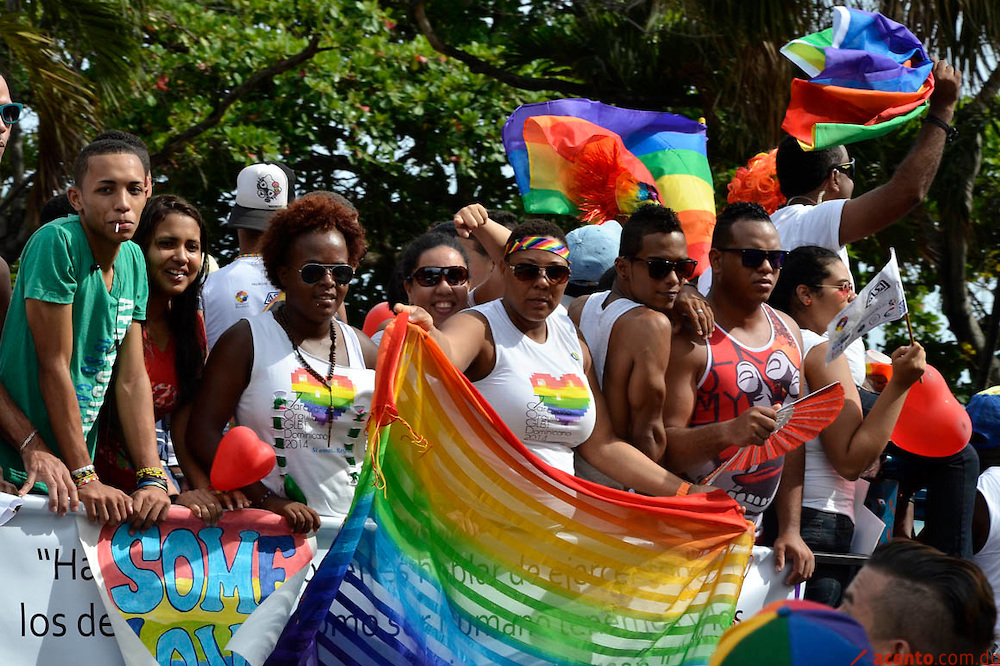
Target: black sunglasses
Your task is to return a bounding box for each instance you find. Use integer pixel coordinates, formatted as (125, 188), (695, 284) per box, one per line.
(719, 248), (788, 269)
(298, 263), (354, 285)
(0, 103), (21, 126)
(507, 262), (571, 285)
(630, 257), (698, 281)
(829, 157), (856, 180)
(408, 265), (469, 287)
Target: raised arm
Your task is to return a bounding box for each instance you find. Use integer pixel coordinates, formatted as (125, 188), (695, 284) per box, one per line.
(454, 203), (510, 264)
(839, 61), (961, 245)
(807, 342), (925, 480)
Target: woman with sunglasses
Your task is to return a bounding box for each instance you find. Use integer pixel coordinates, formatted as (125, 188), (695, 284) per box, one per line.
(372, 232), (470, 346)
(769, 245), (925, 605)
(188, 192), (377, 532)
(90, 195), (230, 523)
(399, 209), (708, 496)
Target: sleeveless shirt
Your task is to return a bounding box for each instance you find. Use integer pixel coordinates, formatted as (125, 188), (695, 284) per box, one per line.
(687, 304), (802, 523)
(237, 311), (374, 519)
(470, 299), (597, 475)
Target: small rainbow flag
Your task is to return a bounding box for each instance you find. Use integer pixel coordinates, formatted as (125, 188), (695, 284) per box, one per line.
(503, 98), (716, 276)
(266, 315), (754, 666)
(781, 7), (934, 151)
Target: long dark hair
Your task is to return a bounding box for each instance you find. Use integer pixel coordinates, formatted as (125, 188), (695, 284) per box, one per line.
(132, 194), (209, 405)
(769, 245), (840, 314)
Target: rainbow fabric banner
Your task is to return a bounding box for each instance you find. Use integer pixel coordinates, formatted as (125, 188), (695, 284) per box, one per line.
(502, 98), (716, 275)
(267, 315), (754, 666)
(781, 7), (934, 151)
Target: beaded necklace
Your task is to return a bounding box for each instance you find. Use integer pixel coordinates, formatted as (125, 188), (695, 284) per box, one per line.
(274, 305), (337, 442)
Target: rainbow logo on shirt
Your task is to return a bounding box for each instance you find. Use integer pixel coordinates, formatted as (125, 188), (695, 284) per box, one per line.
(291, 369), (356, 425)
(529, 373), (590, 424)
(235, 290), (249, 303)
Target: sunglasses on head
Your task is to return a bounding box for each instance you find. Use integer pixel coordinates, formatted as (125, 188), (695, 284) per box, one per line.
(298, 263), (354, 285)
(719, 248), (788, 269)
(408, 265), (469, 287)
(507, 262), (571, 285)
(829, 157), (856, 180)
(630, 257), (698, 281)
(0, 103), (22, 126)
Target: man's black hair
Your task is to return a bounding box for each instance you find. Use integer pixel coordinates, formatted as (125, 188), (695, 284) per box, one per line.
(620, 205), (684, 258)
(711, 201), (772, 249)
(74, 138), (148, 185)
(775, 135), (844, 199)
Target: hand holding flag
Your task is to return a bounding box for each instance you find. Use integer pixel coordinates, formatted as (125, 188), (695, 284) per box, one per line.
(826, 248), (908, 364)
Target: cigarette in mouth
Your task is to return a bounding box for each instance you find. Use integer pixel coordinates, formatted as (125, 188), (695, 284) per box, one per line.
(115, 223), (120, 233)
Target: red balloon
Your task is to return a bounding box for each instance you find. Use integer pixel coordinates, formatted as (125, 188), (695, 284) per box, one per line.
(891, 364), (971, 458)
(210, 426), (276, 491)
(363, 301), (394, 338)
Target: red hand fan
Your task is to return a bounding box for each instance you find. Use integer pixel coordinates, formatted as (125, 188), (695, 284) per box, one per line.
(703, 382), (845, 483)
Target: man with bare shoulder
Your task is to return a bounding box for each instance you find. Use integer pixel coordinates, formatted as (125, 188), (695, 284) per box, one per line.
(663, 201), (813, 584)
(567, 205), (698, 488)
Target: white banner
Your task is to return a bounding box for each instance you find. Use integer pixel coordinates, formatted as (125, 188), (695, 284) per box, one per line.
(826, 247), (908, 363)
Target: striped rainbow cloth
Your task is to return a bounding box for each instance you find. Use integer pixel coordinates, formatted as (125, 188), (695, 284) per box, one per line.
(781, 7), (934, 151)
(267, 315), (754, 666)
(502, 99), (716, 276)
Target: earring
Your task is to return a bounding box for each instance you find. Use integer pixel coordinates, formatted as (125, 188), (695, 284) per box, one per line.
(805, 298), (812, 305)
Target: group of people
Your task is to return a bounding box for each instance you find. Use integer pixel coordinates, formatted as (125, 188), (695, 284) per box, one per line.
(0, 59), (997, 663)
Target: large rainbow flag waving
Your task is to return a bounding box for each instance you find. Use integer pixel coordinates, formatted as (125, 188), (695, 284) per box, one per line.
(267, 315), (754, 666)
(503, 99), (716, 276)
(781, 7), (935, 151)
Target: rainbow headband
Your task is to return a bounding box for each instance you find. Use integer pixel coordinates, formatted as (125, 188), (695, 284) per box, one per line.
(503, 235), (570, 260)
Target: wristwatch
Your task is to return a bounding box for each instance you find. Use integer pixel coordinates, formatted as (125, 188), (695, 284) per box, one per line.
(924, 114), (959, 144)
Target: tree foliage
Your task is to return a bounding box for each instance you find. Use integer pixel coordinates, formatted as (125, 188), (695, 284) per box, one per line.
(3, 0), (1000, 390)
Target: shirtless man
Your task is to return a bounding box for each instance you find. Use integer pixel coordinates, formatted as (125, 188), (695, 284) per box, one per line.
(567, 205), (698, 486)
(663, 202), (813, 584)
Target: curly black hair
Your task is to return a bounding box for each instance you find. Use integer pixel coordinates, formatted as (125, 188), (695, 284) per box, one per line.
(260, 191), (367, 289)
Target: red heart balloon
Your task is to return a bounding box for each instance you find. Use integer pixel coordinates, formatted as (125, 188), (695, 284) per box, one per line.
(891, 364), (972, 458)
(210, 426), (276, 491)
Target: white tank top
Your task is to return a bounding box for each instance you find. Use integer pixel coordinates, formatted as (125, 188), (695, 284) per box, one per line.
(799, 328), (857, 520)
(470, 299), (597, 474)
(577, 291), (642, 389)
(973, 467), (1000, 644)
(237, 311), (375, 519)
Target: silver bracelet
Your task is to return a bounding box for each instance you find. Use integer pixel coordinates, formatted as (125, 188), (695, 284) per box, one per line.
(18, 429), (38, 452)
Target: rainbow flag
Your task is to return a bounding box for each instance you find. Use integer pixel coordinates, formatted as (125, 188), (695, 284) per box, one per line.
(266, 315), (754, 666)
(781, 7), (934, 151)
(503, 99), (716, 276)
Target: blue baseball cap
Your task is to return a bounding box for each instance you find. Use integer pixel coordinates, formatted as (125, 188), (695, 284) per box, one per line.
(566, 222), (622, 286)
(967, 387), (1000, 449)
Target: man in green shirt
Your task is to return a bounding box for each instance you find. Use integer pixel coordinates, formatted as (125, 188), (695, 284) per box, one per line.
(0, 137), (169, 528)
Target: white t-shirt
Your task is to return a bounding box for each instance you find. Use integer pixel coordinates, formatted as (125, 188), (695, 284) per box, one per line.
(470, 299), (597, 475)
(237, 311), (374, 519)
(800, 328), (857, 520)
(973, 467), (1000, 644)
(202, 256), (281, 351)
